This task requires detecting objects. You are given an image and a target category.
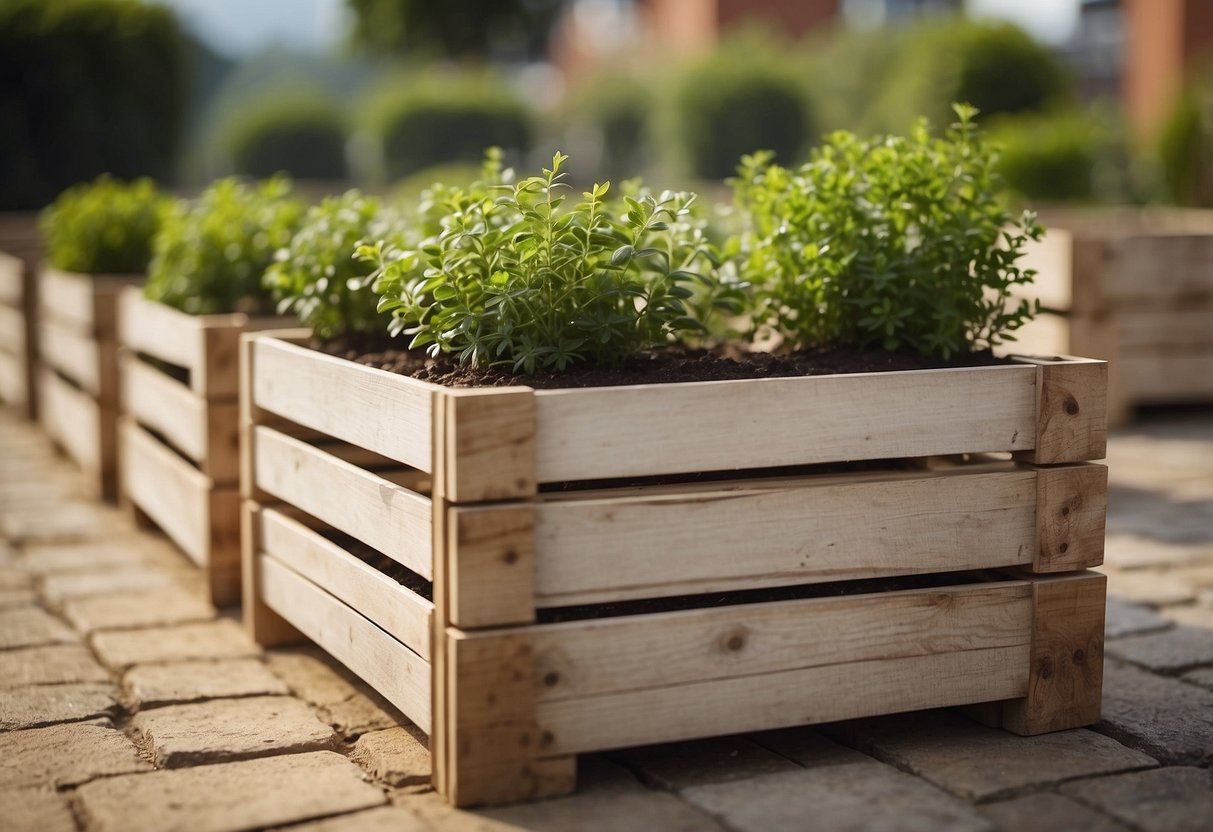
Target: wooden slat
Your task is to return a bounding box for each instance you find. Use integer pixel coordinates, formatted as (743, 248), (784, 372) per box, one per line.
(38, 268), (96, 332)
(1118, 352), (1213, 400)
(0, 303), (24, 354)
(1113, 308), (1213, 349)
(522, 466), (1039, 606)
(0, 350), (25, 406)
(259, 506), (433, 660)
(253, 426), (433, 579)
(528, 580), (1032, 705)
(252, 336), (435, 471)
(120, 351), (207, 463)
(120, 418), (211, 565)
(0, 253), (22, 305)
(443, 388), (536, 502)
(119, 286), (207, 377)
(1034, 464), (1107, 572)
(40, 368), (101, 473)
(259, 552), (431, 733)
(38, 319), (100, 395)
(531, 364), (1039, 482)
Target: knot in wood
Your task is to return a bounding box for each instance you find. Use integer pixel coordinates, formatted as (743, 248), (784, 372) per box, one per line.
(721, 628), (748, 653)
(1063, 396), (1080, 416)
(503, 549), (520, 565)
(1037, 656), (1054, 680)
(542, 671), (561, 688)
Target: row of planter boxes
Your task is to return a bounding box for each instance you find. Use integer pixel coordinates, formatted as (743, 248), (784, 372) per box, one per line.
(241, 332), (1109, 806)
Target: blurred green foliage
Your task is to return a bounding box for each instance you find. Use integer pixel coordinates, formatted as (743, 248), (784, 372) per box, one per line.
(364, 74), (533, 182)
(673, 39), (814, 179)
(220, 92), (349, 181)
(39, 176), (169, 274)
(346, 0), (561, 60)
(0, 0), (187, 210)
(145, 177), (303, 315)
(561, 73), (653, 182)
(1159, 80), (1213, 207)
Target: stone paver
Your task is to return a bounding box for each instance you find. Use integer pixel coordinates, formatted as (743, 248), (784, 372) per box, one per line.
(0, 588), (36, 609)
(0, 682), (120, 730)
(0, 606), (77, 649)
(977, 793), (1131, 832)
(1104, 535), (1213, 571)
(130, 695), (336, 767)
(0, 787), (78, 832)
(1060, 767), (1213, 832)
(0, 644), (109, 688)
(1098, 661), (1213, 765)
(124, 658), (289, 707)
(1161, 602), (1213, 628)
(843, 712), (1157, 801)
(1104, 596), (1173, 639)
(749, 726), (877, 768)
(62, 587), (214, 633)
(1182, 667), (1213, 689)
(617, 736), (799, 790)
(350, 726), (430, 788)
(14, 541), (157, 574)
(1107, 625), (1213, 674)
(266, 649), (401, 736)
(280, 806), (432, 832)
(1103, 568), (1197, 606)
(680, 759), (994, 832)
(91, 619), (257, 669)
(41, 567), (182, 603)
(0, 721), (150, 790)
(0, 565), (32, 590)
(75, 751), (385, 832)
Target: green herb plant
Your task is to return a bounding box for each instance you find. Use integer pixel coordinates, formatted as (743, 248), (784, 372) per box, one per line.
(265, 190), (402, 340)
(362, 151), (726, 373)
(39, 175), (169, 274)
(732, 103), (1043, 358)
(145, 176), (303, 315)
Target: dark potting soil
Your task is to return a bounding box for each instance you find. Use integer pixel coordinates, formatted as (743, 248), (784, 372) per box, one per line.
(317, 336), (1013, 390)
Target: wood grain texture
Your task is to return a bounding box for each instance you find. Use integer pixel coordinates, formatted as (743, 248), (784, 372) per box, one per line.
(528, 465), (1039, 606)
(251, 336), (434, 471)
(448, 505), (535, 628)
(252, 426), (433, 579)
(531, 364), (1038, 482)
(260, 552), (432, 732)
(241, 501), (303, 647)
(443, 388), (536, 503)
(119, 286), (208, 379)
(120, 351), (208, 463)
(1017, 358), (1108, 464)
(259, 506), (433, 659)
(38, 268), (140, 337)
(1034, 464), (1107, 572)
(1003, 571), (1106, 735)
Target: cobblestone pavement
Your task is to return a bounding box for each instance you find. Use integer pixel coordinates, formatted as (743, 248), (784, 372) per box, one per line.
(1, 405), (1211, 832)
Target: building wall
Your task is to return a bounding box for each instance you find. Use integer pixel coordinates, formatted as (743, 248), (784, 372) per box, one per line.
(1124, 0), (1213, 139)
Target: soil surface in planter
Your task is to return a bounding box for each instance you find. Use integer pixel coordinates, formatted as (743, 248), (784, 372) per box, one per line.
(319, 337), (1015, 390)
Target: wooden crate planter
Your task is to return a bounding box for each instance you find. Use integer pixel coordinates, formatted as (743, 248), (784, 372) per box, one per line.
(0, 252), (29, 411)
(118, 287), (284, 605)
(242, 332), (1109, 807)
(36, 268), (142, 498)
(1015, 209), (1213, 424)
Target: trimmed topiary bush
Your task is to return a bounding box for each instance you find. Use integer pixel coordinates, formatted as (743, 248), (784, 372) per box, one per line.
(39, 176), (169, 274)
(221, 92), (348, 181)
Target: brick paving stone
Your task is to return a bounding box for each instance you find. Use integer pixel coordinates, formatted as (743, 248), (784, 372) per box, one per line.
(616, 736), (800, 790)
(841, 712), (1156, 801)
(0, 588), (36, 608)
(1104, 596), (1173, 639)
(1097, 661), (1213, 764)
(1106, 625), (1213, 674)
(680, 760), (994, 832)
(977, 793), (1131, 832)
(91, 619), (257, 669)
(14, 541), (158, 574)
(0, 721), (150, 789)
(61, 586), (214, 633)
(1182, 667), (1213, 689)
(0, 606), (78, 649)
(1103, 535), (1213, 571)
(41, 567), (181, 603)
(129, 695), (336, 767)
(750, 726), (878, 768)
(279, 806), (432, 832)
(0, 788), (78, 832)
(124, 658), (288, 708)
(76, 750), (385, 832)
(351, 726), (430, 788)
(0, 503), (125, 544)
(1060, 767), (1213, 832)
(266, 649), (401, 736)
(0, 682), (120, 730)
(1103, 569), (1197, 606)
(0, 644), (109, 688)
(1160, 603), (1213, 629)
(0, 565), (32, 590)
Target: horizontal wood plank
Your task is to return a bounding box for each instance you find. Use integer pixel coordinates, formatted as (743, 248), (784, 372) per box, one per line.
(40, 368), (101, 473)
(259, 552), (431, 733)
(525, 466), (1038, 605)
(38, 268), (96, 332)
(253, 426), (433, 579)
(259, 506), (433, 660)
(119, 418), (211, 565)
(119, 286), (208, 377)
(531, 364), (1039, 482)
(252, 336), (434, 471)
(1118, 352), (1213, 400)
(120, 351), (208, 463)
(38, 319), (100, 395)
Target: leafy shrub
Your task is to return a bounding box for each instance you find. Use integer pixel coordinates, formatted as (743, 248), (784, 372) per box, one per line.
(362, 151), (726, 372)
(871, 21), (1071, 133)
(265, 190), (400, 339)
(732, 104), (1042, 358)
(0, 0), (187, 210)
(145, 177), (303, 315)
(673, 44), (812, 179)
(39, 176), (169, 274)
(1158, 82), (1213, 207)
(222, 93), (348, 181)
(364, 74), (533, 182)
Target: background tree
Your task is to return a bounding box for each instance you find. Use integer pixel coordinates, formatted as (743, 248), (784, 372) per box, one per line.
(346, 0), (563, 60)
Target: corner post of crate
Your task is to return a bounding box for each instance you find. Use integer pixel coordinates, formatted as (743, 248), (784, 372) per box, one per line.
(1002, 570), (1106, 735)
(1031, 463), (1107, 573)
(239, 332), (301, 644)
(197, 316), (245, 398)
(1015, 357), (1108, 465)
